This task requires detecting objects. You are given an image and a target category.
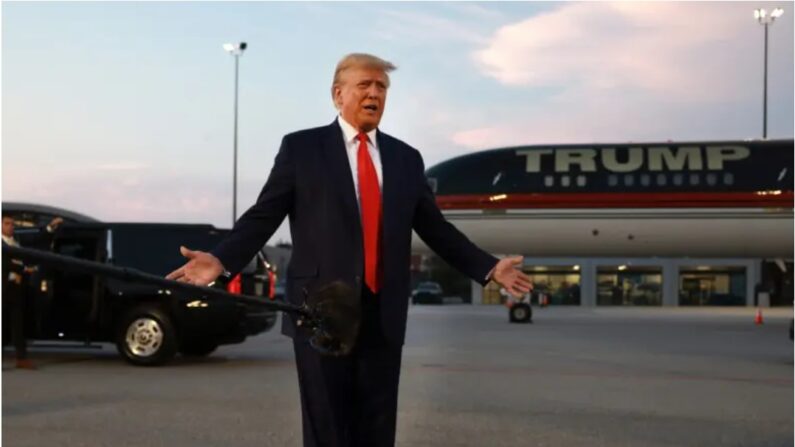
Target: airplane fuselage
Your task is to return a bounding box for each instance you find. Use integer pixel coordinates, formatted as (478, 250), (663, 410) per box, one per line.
(414, 139), (793, 258)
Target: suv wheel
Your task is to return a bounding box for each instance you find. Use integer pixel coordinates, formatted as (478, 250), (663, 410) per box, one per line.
(180, 341), (219, 357)
(117, 305), (177, 366)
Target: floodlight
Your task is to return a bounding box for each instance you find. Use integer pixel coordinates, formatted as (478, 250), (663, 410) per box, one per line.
(223, 42), (247, 55)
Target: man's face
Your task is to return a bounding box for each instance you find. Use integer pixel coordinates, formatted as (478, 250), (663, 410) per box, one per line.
(2, 217), (15, 237)
(334, 66), (388, 133)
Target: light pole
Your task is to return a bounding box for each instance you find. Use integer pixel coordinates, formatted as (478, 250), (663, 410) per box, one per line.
(223, 42), (247, 225)
(753, 8), (784, 139)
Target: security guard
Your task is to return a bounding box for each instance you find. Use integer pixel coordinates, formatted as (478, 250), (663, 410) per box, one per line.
(2, 212), (63, 369)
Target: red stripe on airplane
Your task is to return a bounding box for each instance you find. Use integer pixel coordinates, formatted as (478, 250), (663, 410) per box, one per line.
(435, 192), (795, 210)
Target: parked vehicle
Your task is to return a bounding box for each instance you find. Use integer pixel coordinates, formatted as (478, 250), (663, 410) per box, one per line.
(2, 201), (98, 227)
(8, 222), (277, 366)
(411, 281), (444, 305)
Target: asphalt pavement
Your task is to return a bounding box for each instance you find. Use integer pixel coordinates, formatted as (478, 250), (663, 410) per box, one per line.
(3, 305), (793, 447)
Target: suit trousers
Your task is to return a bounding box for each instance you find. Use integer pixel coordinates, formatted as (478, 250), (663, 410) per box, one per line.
(293, 287), (403, 447)
(2, 279), (28, 360)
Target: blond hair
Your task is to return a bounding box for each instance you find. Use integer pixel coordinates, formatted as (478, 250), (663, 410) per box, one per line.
(331, 53), (397, 103)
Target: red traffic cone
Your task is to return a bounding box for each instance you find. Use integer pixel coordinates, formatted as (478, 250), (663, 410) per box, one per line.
(754, 308), (764, 325)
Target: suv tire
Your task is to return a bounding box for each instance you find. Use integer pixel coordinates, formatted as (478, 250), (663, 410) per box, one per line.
(117, 304), (178, 366)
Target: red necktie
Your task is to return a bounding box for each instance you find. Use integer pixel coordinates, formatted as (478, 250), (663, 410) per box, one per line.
(357, 132), (382, 293)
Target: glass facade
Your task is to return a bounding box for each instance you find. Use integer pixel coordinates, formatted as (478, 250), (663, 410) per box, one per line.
(597, 266), (662, 306)
(482, 281), (504, 305)
(523, 266), (581, 305)
(481, 266), (581, 305)
(679, 267), (746, 306)
(476, 260), (761, 307)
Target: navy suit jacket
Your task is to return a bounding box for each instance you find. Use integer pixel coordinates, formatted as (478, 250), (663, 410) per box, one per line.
(212, 120), (498, 345)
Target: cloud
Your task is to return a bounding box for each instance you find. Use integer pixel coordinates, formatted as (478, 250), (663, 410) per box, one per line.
(376, 9), (487, 44)
(472, 2), (781, 102)
(447, 88), (778, 150)
(3, 163), (293, 240)
(452, 3), (506, 21)
(447, 1), (794, 150)
(3, 168), (224, 223)
(95, 162), (150, 171)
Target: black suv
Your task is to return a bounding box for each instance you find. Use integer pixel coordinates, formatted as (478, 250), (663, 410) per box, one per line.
(10, 222), (277, 366)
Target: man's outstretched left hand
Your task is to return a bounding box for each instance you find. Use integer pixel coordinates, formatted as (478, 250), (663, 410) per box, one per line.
(492, 256), (533, 298)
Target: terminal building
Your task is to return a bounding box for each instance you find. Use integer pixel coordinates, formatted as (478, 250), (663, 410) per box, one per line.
(412, 139), (794, 308)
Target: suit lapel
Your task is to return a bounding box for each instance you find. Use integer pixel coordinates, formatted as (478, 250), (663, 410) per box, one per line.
(322, 120), (400, 259)
(322, 120), (362, 235)
(377, 131), (399, 243)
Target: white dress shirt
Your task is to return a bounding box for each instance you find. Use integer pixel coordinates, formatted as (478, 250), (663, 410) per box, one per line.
(338, 115), (496, 282)
(2, 234), (24, 281)
(338, 115), (383, 206)
(2, 235), (19, 247)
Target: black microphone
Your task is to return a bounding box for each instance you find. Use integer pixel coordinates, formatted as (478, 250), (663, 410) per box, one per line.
(299, 280), (361, 356)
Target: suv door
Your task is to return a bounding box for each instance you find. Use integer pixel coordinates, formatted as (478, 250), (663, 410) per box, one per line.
(39, 226), (107, 341)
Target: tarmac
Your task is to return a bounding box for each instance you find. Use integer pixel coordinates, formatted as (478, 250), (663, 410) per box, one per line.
(3, 305), (793, 447)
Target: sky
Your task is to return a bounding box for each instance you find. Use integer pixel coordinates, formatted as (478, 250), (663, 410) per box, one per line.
(2, 1), (793, 244)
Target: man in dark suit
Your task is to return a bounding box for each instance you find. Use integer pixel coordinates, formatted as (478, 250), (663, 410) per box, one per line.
(3, 214), (31, 369)
(167, 53), (532, 447)
(2, 212), (62, 370)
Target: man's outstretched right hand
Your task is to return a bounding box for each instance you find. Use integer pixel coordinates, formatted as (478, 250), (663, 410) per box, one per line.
(166, 246), (224, 286)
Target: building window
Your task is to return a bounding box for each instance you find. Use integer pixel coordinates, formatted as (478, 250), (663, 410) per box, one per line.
(679, 267), (746, 306)
(544, 175), (555, 187)
(597, 266), (662, 306)
(523, 266), (581, 305)
(656, 174), (667, 186)
(483, 281), (504, 305)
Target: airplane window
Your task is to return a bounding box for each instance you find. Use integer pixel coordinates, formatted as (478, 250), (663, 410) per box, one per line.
(608, 175), (618, 187)
(576, 175), (586, 187)
(561, 175), (571, 187)
(544, 175), (555, 187)
(673, 174), (684, 186)
(624, 175), (634, 186)
(689, 174), (700, 186)
(706, 173), (717, 186)
(640, 174), (651, 186)
(723, 172), (734, 185)
(656, 174), (667, 186)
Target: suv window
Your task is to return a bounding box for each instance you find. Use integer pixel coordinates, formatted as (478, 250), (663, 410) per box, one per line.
(57, 237), (100, 260)
(111, 226), (226, 276)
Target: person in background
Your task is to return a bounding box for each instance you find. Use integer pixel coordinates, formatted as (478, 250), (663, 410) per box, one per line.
(2, 212), (63, 369)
